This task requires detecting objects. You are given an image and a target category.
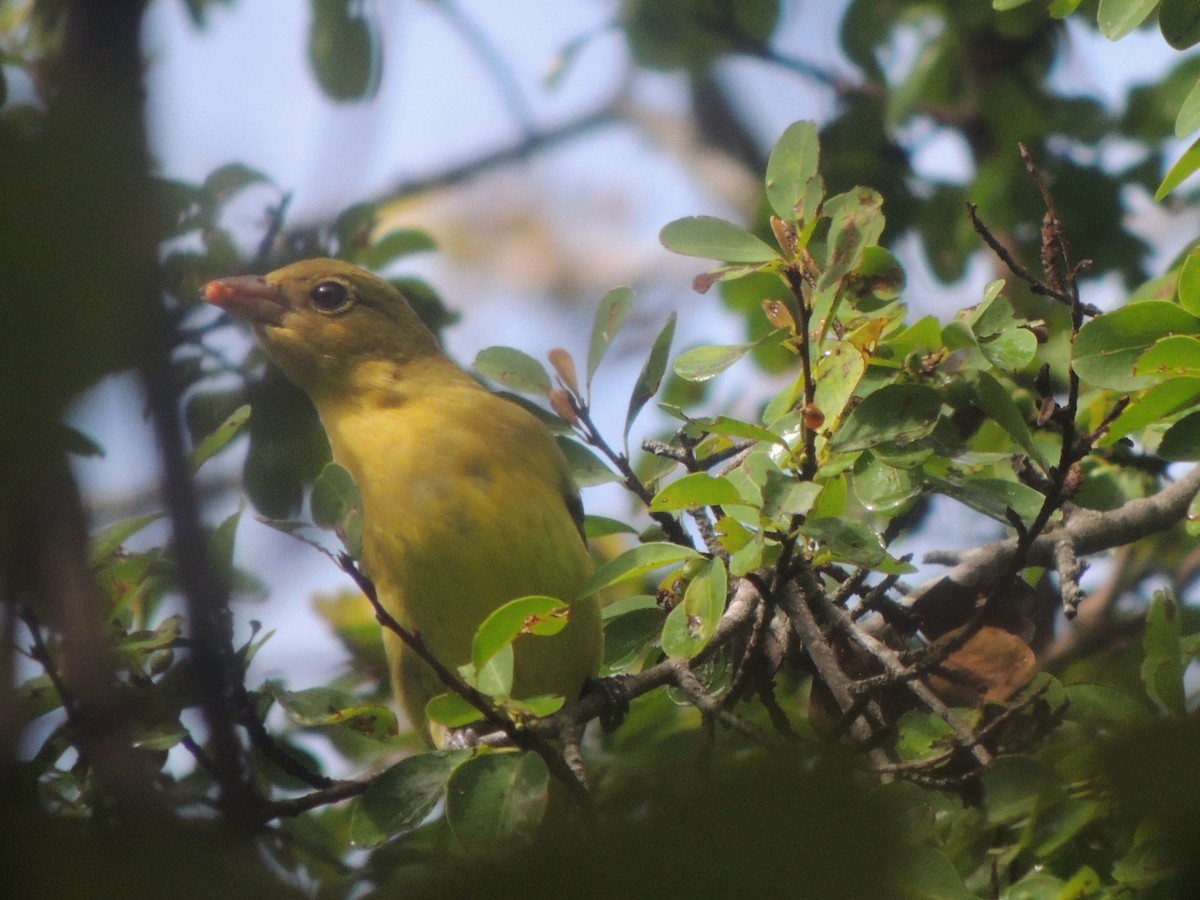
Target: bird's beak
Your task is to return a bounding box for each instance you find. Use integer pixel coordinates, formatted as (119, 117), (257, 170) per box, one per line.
(204, 275), (290, 327)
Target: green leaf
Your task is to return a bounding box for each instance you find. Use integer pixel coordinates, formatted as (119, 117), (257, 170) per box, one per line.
(1097, 0), (1158, 40)
(828, 383), (942, 452)
(760, 469), (824, 520)
(361, 228), (436, 268)
(446, 751), (549, 855)
(242, 366), (331, 519)
(896, 847), (973, 899)
(852, 451), (924, 513)
(886, 35), (949, 127)
(649, 472), (742, 512)
(131, 722), (187, 752)
(267, 683), (397, 740)
(1000, 872), (1067, 898)
(729, 527), (767, 576)
(764, 120), (821, 222)
(1156, 133), (1200, 199)
(311, 462), (363, 556)
(982, 755), (1061, 824)
(931, 475), (1046, 524)
(810, 340), (868, 434)
(1064, 683), (1152, 728)
(674, 342), (756, 382)
(1176, 76), (1200, 138)
(576, 541), (700, 598)
(310, 462), (359, 528)
(1058, 866), (1103, 898)
(810, 473), (848, 518)
(691, 262), (775, 293)
(471, 596), (570, 671)
(350, 750), (471, 848)
(661, 558), (728, 659)
(1111, 830), (1177, 889)
(1160, 0), (1200, 49)
(473, 346), (552, 395)
(90, 512), (165, 564)
(309, 0), (382, 102)
(240, 626), (275, 668)
(803, 517), (915, 573)
(973, 372), (1047, 469)
(625, 312), (677, 437)
(851, 245), (906, 301)
(763, 374), (805, 427)
(967, 290), (1012, 338)
(587, 286), (634, 389)
(1048, 0), (1084, 17)
(583, 514), (639, 538)
(59, 423), (105, 458)
(895, 710), (955, 760)
(202, 162), (272, 200)
(18, 674), (64, 719)
(1074, 301), (1200, 390)
(978, 326), (1038, 371)
(508, 694), (566, 718)
(816, 188), (885, 293)
(555, 437), (620, 487)
(1030, 799), (1103, 858)
(602, 594), (660, 619)
(1141, 593), (1186, 716)
(208, 508), (241, 592)
(426, 692), (484, 729)
(1161, 409), (1200, 459)
(688, 415), (790, 452)
(116, 616), (183, 671)
(1178, 245), (1200, 315)
(1101, 377), (1200, 444)
(469, 643), (513, 697)
(189, 403), (251, 472)
(601, 605), (664, 673)
(1134, 334), (1200, 379)
(659, 216), (780, 263)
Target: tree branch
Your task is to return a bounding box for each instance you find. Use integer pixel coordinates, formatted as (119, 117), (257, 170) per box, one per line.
(293, 104), (620, 230)
(903, 466), (1200, 614)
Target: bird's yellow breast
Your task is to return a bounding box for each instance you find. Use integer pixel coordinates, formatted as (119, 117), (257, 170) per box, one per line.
(315, 357), (600, 739)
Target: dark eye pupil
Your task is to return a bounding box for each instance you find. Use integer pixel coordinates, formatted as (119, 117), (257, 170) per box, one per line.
(311, 281), (350, 311)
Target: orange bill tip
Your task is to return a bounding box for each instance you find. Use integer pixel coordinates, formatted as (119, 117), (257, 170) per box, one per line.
(203, 280), (237, 304)
(202, 275), (289, 326)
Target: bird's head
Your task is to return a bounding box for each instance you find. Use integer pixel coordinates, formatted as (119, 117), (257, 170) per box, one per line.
(204, 258), (441, 398)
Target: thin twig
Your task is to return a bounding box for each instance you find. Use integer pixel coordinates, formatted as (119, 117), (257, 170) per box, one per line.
(336, 554), (593, 810)
(776, 582), (891, 768)
(674, 667), (782, 748)
(341, 105), (619, 221)
(966, 201), (1070, 303)
(257, 778), (371, 821)
(572, 399), (694, 548)
(813, 590), (992, 767)
(251, 191), (291, 271)
(238, 685), (333, 790)
(782, 266), (818, 479)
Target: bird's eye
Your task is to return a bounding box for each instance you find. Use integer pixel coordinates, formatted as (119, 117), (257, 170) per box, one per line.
(310, 280), (352, 312)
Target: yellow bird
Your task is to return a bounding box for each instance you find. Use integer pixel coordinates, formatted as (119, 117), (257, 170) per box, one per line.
(205, 258), (602, 744)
